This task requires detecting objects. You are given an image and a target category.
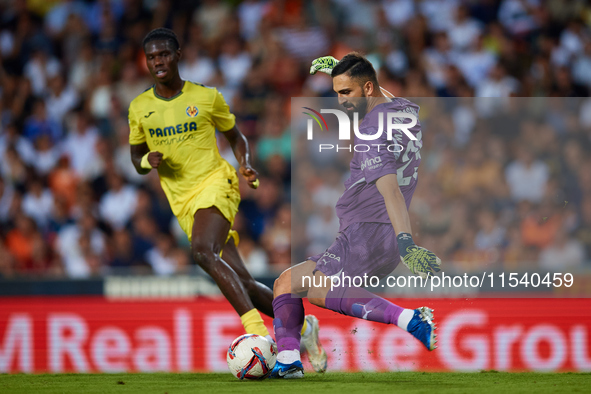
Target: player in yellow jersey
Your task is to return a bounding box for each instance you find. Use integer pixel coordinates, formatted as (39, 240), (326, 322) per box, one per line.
(128, 28), (327, 372)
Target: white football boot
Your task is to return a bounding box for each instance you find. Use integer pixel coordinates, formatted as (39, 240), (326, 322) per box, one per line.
(301, 315), (327, 373)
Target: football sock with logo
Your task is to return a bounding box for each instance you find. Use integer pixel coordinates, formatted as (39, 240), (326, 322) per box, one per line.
(325, 286), (407, 327)
(240, 308), (270, 337)
(272, 294), (304, 359)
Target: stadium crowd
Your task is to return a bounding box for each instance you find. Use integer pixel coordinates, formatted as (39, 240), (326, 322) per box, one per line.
(0, 0), (590, 279)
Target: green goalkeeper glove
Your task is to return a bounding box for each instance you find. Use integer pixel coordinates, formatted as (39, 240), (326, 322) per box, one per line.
(397, 233), (442, 279)
(310, 56), (340, 75)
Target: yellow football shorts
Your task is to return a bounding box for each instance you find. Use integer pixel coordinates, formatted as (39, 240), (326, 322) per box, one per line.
(177, 172), (241, 247)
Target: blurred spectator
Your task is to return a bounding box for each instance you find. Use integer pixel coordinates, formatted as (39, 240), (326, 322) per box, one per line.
(559, 19), (587, 60)
(306, 205), (340, 256)
(275, 13), (330, 61)
(0, 241), (16, 278)
(178, 44), (215, 86)
(261, 203), (291, 273)
(33, 134), (61, 175)
(505, 146), (549, 203)
(456, 144), (504, 196)
(69, 41), (96, 93)
(575, 196), (591, 260)
(476, 63), (519, 97)
(131, 213), (158, 259)
(0, 123), (36, 166)
(382, 0), (416, 28)
(503, 227), (535, 269)
(1, 146), (28, 187)
(454, 35), (497, 88)
(48, 156), (79, 210)
(257, 116), (291, 162)
(237, 0), (267, 41)
(218, 36), (252, 88)
(193, 0), (231, 43)
(113, 118), (145, 184)
(47, 196), (73, 236)
(474, 210), (506, 251)
(422, 32), (455, 90)
(23, 47), (61, 96)
(0, 177), (15, 222)
(45, 74), (79, 125)
(497, 0), (540, 36)
(419, 0), (458, 33)
(88, 67), (114, 122)
(520, 203), (562, 249)
(5, 214), (40, 272)
(447, 4), (483, 52)
(99, 171), (138, 231)
(45, 0), (88, 37)
(109, 229), (143, 269)
(145, 233), (186, 276)
(115, 61), (149, 109)
(61, 111), (100, 179)
(539, 229), (585, 271)
(56, 211), (106, 278)
(23, 99), (62, 144)
(21, 176), (54, 228)
(237, 235), (269, 277)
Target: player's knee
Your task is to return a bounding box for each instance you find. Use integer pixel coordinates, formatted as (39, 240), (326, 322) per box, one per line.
(191, 244), (214, 270)
(273, 269), (291, 298)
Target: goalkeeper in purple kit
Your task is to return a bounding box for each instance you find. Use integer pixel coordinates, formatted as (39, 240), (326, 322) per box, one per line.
(270, 53), (441, 379)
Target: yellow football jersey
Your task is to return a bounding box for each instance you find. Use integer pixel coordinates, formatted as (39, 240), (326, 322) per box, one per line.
(128, 81), (238, 219)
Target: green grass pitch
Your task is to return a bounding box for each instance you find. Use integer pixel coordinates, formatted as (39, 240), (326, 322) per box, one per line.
(1, 372), (590, 394)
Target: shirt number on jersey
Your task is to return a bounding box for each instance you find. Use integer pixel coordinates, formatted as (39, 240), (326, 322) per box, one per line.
(397, 130), (422, 186)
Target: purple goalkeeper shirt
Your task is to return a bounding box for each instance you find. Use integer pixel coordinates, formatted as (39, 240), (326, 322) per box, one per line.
(335, 98), (422, 232)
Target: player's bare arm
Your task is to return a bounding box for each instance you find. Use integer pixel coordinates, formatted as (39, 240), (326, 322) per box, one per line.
(376, 173), (413, 235)
(376, 173), (441, 278)
(221, 126), (259, 189)
(130, 143), (163, 175)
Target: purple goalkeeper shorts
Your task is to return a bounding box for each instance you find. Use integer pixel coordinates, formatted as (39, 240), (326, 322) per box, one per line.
(309, 222), (400, 279)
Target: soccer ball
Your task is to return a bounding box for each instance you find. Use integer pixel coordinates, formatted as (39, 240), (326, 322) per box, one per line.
(227, 334), (277, 380)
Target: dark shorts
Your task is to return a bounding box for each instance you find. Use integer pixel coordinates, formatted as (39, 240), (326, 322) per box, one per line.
(309, 222), (400, 280)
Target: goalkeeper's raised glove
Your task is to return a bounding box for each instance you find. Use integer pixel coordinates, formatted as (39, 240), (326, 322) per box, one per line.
(397, 232), (441, 279)
(310, 56), (339, 75)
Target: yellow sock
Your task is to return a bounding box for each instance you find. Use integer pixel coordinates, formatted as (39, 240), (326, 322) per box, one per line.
(240, 309), (270, 337)
(300, 318), (308, 336)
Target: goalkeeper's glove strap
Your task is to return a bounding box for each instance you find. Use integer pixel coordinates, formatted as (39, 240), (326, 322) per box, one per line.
(396, 232), (415, 257)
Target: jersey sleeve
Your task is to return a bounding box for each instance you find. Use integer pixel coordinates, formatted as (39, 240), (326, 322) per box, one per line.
(211, 89), (236, 132)
(128, 104), (146, 145)
(360, 129), (399, 184)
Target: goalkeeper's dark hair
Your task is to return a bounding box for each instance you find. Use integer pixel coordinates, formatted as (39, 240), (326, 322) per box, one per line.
(143, 28), (180, 52)
(332, 52), (379, 89)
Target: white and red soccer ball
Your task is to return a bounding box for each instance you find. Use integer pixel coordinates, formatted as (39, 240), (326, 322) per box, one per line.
(227, 334), (277, 380)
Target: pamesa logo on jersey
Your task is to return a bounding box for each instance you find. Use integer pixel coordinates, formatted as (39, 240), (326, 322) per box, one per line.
(186, 105), (199, 117)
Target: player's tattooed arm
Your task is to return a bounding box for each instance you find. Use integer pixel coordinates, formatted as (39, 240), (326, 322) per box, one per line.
(130, 143), (163, 174)
(376, 174), (441, 278)
(222, 126), (259, 189)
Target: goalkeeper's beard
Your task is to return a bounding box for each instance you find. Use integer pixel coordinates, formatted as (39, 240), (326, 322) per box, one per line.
(346, 93), (368, 121)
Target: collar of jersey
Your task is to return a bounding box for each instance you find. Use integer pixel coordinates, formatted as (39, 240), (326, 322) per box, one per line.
(152, 81), (185, 101)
